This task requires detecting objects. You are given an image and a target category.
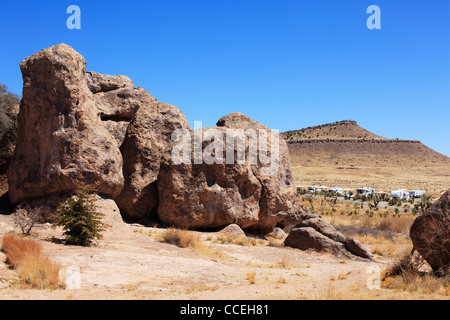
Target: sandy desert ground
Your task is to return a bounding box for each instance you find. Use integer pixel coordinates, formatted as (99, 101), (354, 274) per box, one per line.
(1, 209), (447, 301)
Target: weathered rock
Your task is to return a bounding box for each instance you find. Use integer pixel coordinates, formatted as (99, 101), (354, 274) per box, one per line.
(216, 112), (297, 232)
(284, 227), (350, 257)
(278, 202), (319, 232)
(217, 224), (246, 239)
(266, 227), (287, 240)
(158, 127), (262, 230)
(86, 71), (134, 94)
(94, 195), (131, 241)
(283, 209), (372, 260)
(7, 44), (125, 205)
(13, 193), (71, 220)
(410, 189), (450, 275)
(115, 101), (191, 221)
(157, 113), (296, 232)
(102, 121), (130, 146)
(296, 217), (346, 243)
(344, 236), (373, 260)
(94, 86), (156, 121)
(89, 72), (157, 147)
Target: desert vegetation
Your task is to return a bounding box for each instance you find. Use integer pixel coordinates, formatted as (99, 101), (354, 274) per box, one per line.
(382, 253), (450, 296)
(1, 234), (63, 289)
(51, 181), (108, 247)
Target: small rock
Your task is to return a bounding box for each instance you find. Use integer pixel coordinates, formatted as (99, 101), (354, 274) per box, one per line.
(217, 224), (246, 239)
(284, 227), (350, 258)
(266, 227), (286, 240)
(296, 217), (346, 243)
(344, 237), (373, 260)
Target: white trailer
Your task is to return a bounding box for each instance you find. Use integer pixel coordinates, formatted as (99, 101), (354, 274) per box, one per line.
(329, 187), (343, 195)
(308, 186), (322, 193)
(356, 188), (375, 196)
(391, 189), (410, 200)
(409, 190), (426, 198)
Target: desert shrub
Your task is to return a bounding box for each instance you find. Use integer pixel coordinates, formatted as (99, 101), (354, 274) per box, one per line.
(246, 272), (257, 284)
(382, 253), (450, 295)
(16, 253), (62, 289)
(13, 205), (46, 236)
(162, 228), (200, 248)
(1, 234), (63, 289)
(1, 233), (42, 268)
(52, 181), (107, 246)
(383, 253), (421, 284)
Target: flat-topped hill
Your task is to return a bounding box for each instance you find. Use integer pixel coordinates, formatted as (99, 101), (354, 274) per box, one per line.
(282, 120), (388, 141)
(282, 120), (450, 195)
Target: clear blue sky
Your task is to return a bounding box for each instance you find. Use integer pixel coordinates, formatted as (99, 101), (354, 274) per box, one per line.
(1, 0), (449, 156)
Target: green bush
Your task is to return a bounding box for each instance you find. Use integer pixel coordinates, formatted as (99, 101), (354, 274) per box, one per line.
(52, 181), (107, 246)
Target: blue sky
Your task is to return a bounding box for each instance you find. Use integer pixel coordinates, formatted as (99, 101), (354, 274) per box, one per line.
(1, 0), (449, 156)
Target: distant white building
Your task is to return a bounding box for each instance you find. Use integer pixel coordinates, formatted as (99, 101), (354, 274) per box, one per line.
(356, 187), (375, 196)
(391, 189), (410, 200)
(409, 190), (426, 198)
(329, 187), (343, 195)
(308, 186), (322, 193)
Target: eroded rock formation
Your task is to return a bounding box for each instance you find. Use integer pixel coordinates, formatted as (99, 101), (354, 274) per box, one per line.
(410, 189), (450, 275)
(157, 113), (297, 232)
(283, 203), (373, 260)
(8, 45), (126, 205)
(8, 44), (299, 234)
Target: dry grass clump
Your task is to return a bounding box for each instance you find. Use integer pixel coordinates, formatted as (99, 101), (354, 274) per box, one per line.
(1, 234), (63, 289)
(371, 243), (412, 259)
(161, 228), (229, 259)
(246, 272), (257, 284)
(162, 228), (200, 249)
(278, 255), (292, 269)
(214, 234), (266, 247)
(382, 253), (450, 296)
(16, 254), (62, 289)
(1, 233), (42, 268)
(313, 282), (381, 300)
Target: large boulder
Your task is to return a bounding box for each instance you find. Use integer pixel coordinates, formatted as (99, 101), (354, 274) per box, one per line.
(277, 202), (319, 232)
(344, 236), (373, 260)
(284, 227), (350, 257)
(283, 209), (373, 260)
(296, 217), (346, 243)
(115, 101), (191, 221)
(157, 113), (296, 232)
(410, 190), (450, 275)
(157, 127), (262, 229)
(216, 113), (297, 232)
(7, 44), (126, 205)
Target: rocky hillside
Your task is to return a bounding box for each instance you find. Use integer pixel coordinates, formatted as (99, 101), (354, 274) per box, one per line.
(282, 121), (450, 168)
(282, 120), (387, 141)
